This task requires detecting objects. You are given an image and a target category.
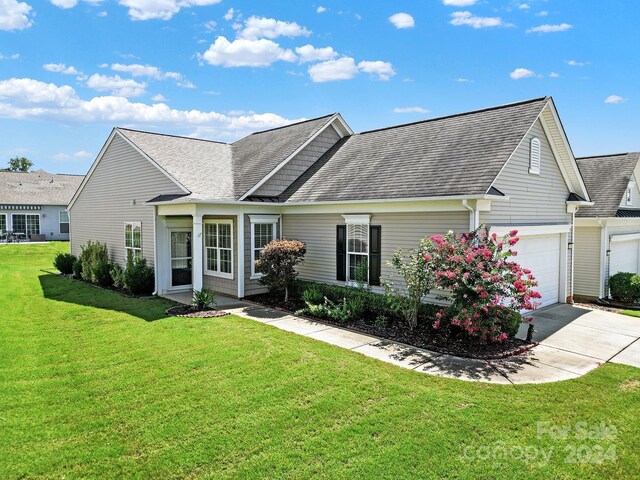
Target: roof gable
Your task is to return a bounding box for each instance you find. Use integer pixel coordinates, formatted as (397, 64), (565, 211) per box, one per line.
(577, 152), (640, 217)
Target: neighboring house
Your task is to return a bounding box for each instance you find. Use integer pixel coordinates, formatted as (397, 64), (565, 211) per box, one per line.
(574, 152), (640, 300)
(0, 170), (84, 241)
(69, 96), (591, 308)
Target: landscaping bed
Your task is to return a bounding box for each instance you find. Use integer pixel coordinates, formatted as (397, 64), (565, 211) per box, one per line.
(165, 305), (229, 318)
(246, 292), (535, 360)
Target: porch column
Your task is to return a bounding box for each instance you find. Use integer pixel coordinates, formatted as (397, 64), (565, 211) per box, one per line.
(192, 214), (203, 291)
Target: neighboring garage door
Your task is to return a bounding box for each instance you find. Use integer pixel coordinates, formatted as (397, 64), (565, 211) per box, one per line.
(610, 236), (640, 276)
(513, 234), (561, 308)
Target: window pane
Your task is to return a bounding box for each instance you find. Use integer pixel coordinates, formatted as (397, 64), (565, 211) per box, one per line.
(347, 224), (368, 254)
(348, 254), (368, 281)
(59, 211), (69, 223)
(219, 223), (231, 249)
(0, 215), (6, 231)
(206, 248), (217, 271)
(26, 215), (40, 236)
(133, 225), (141, 248)
(254, 223), (273, 249)
(60, 222), (70, 234)
(125, 223), (133, 248)
(220, 248), (232, 273)
(12, 215), (25, 234)
(205, 223), (217, 247)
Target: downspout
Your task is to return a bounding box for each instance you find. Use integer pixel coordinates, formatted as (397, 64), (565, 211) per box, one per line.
(597, 217), (608, 298)
(152, 205), (158, 296)
(461, 200), (477, 230)
(569, 209), (576, 303)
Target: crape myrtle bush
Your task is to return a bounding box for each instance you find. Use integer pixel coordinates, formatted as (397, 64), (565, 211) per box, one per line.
(608, 272), (640, 304)
(425, 227), (541, 342)
(255, 239), (306, 303)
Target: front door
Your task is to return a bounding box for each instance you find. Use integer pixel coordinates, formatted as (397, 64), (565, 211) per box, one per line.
(170, 230), (192, 288)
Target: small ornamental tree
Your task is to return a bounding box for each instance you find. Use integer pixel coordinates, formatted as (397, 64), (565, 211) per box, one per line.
(383, 237), (436, 331)
(425, 227), (541, 343)
(255, 239), (306, 302)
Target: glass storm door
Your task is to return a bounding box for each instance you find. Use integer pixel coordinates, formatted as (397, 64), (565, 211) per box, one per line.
(170, 230), (192, 287)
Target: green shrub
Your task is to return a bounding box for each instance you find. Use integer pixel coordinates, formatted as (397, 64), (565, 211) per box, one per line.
(123, 257), (154, 295)
(92, 261), (113, 288)
(110, 263), (124, 289)
(302, 285), (324, 306)
(53, 252), (76, 275)
(609, 272), (640, 303)
(256, 239), (306, 302)
(192, 289), (216, 310)
(72, 259), (82, 279)
(79, 241), (110, 284)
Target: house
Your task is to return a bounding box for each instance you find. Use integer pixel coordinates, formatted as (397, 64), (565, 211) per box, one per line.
(68, 96), (591, 308)
(574, 152), (640, 300)
(0, 170), (84, 241)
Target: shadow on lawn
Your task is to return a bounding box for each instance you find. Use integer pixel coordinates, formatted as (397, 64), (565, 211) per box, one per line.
(38, 272), (172, 322)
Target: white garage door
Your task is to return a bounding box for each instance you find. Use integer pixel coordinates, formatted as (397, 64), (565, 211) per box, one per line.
(610, 239), (640, 276)
(513, 234), (561, 308)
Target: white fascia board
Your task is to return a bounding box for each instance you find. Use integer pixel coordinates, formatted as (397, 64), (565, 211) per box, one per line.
(238, 114), (346, 201)
(490, 224), (571, 237)
(610, 232), (640, 243)
(248, 214), (280, 224)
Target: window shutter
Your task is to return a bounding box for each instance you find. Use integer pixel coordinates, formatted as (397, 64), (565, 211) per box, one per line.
(369, 225), (381, 286)
(529, 137), (541, 174)
(336, 225), (347, 281)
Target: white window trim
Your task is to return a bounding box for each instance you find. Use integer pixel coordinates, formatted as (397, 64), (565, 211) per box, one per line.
(124, 221), (142, 260)
(343, 215), (371, 285)
(59, 210), (70, 235)
(529, 137), (541, 175)
(11, 213), (40, 236)
(204, 219), (234, 280)
(250, 218), (278, 279)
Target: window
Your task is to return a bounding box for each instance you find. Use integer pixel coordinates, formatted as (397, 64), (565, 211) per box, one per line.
(59, 211), (69, 234)
(0, 214), (6, 232)
(249, 215), (279, 278)
(124, 222), (142, 260)
(626, 184), (634, 206)
(529, 137), (541, 175)
(347, 223), (369, 282)
(204, 220), (233, 278)
(12, 214), (40, 237)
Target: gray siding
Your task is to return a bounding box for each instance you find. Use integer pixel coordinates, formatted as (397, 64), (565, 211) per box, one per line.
(69, 134), (179, 267)
(481, 119), (571, 226)
(619, 172), (640, 208)
(202, 215), (238, 297)
(574, 227), (601, 299)
(282, 211), (469, 286)
(253, 126), (341, 197)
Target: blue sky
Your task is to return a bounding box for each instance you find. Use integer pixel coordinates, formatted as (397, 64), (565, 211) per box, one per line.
(0, 0), (638, 174)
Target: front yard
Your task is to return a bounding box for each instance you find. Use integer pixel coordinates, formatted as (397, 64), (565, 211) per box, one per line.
(1, 243), (639, 479)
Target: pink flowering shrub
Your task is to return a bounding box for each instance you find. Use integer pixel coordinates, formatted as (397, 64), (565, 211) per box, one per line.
(426, 227), (541, 343)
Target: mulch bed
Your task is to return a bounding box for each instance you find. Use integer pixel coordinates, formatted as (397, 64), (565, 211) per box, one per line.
(245, 294), (535, 360)
(166, 305), (229, 318)
(575, 299), (640, 314)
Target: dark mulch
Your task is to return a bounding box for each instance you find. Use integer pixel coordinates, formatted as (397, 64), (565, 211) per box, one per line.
(246, 294), (535, 360)
(574, 299), (640, 314)
(166, 305), (229, 318)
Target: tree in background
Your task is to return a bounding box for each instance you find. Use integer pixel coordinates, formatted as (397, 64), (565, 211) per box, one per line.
(8, 157), (33, 172)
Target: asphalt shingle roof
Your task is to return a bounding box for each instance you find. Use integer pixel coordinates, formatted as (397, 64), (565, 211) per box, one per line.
(576, 152), (640, 217)
(0, 170), (84, 206)
(282, 97), (549, 202)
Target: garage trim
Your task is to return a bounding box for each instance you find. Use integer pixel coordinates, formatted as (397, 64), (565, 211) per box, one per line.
(610, 233), (640, 243)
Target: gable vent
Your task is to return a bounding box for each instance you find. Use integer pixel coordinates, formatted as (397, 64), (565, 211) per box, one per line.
(529, 137), (541, 175)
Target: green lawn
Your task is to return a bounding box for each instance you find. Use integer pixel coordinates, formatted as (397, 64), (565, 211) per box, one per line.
(622, 309), (640, 318)
(1, 243), (639, 479)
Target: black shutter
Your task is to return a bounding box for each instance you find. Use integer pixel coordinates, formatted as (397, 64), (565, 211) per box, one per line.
(369, 225), (381, 286)
(336, 225), (347, 281)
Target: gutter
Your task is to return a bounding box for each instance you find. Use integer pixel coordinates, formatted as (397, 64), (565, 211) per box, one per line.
(461, 200), (478, 230)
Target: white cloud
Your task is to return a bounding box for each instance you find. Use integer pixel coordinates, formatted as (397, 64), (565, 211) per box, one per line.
(536, 11), (549, 17)
(450, 11), (502, 28)
(0, 0), (33, 31)
(308, 57), (358, 82)
(389, 12), (414, 29)
(223, 7), (234, 21)
(316, 6), (326, 13)
(118, 0), (222, 21)
(50, 0), (104, 8)
(566, 59), (589, 67)
(442, 0), (477, 6)
(604, 95), (626, 104)
(237, 16), (311, 40)
(0, 52), (20, 60)
(295, 44), (337, 63)
(97, 10), (107, 16)
(110, 63), (195, 88)
(518, 3), (530, 9)
(201, 36), (296, 67)
(358, 60), (396, 80)
(43, 63), (81, 75)
(203, 20), (216, 32)
(509, 68), (536, 79)
(86, 74), (147, 97)
(527, 23), (572, 33)
(549, 72), (560, 78)
(393, 106), (429, 114)
(74, 150), (92, 157)
(454, 77), (472, 82)
(151, 94), (166, 102)
(0, 78), (301, 139)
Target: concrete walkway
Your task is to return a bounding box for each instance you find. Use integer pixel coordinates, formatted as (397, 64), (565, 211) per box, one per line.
(162, 291), (640, 384)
